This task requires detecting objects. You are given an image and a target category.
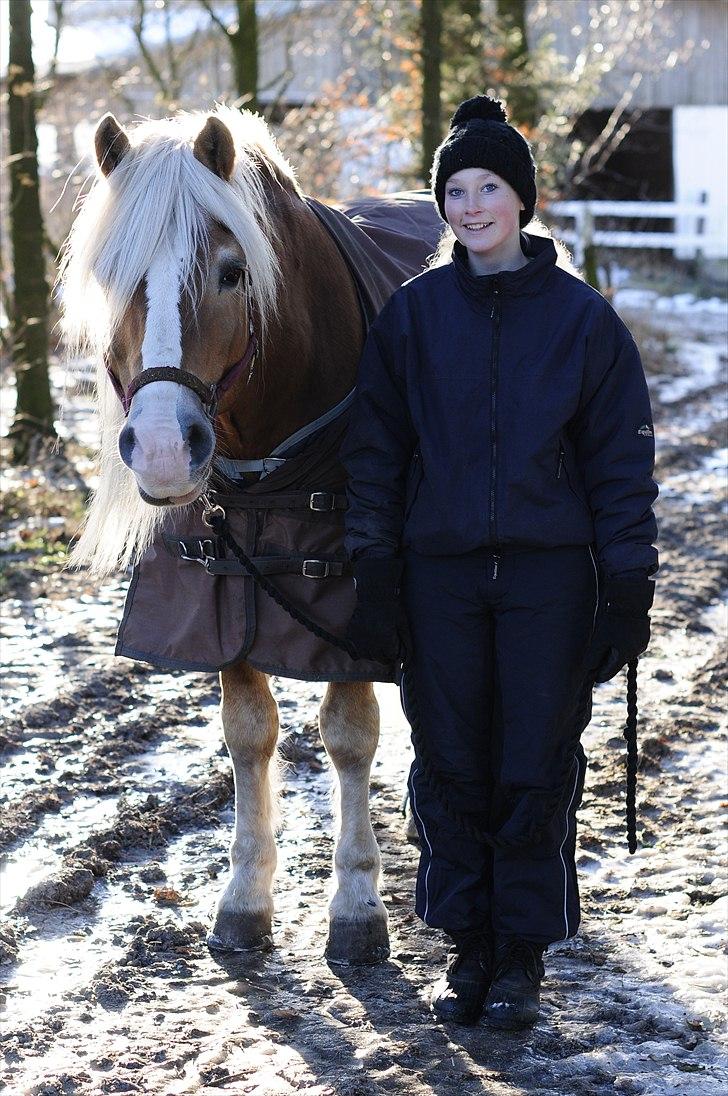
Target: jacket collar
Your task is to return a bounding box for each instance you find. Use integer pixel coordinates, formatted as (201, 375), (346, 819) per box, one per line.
(451, 231), (557, 306)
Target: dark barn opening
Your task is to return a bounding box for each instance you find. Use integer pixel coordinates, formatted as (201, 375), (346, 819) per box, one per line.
(568, 109), (674, 238)
(570, 108), (673, 201)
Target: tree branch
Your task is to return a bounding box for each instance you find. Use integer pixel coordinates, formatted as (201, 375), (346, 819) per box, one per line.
(133, 0), (171, 101)
(198, 0), (230, 37)
(47, 0), (65, 83)
(164, 1), (180, 101)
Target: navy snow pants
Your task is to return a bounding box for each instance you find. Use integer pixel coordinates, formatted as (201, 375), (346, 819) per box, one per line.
(400, 544), (599, 947)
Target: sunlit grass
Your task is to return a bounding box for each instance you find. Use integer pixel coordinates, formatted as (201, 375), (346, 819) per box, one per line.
(0, 439), (88, 596)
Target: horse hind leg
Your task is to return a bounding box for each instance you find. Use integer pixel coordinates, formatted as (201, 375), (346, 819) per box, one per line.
(318, 680), (390, 965)
(208, 662), (279, 952)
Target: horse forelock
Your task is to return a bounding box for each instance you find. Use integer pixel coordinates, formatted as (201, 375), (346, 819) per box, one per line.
(60, 106), (295, 360)
(63, 105), (297, 576)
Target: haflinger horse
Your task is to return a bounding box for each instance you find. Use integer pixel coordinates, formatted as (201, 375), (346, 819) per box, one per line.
(60, 104), (575, 966)
(60, 104), (407, 966)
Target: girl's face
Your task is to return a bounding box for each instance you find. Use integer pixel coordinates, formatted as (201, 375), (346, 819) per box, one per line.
(443, 168), (524, 260)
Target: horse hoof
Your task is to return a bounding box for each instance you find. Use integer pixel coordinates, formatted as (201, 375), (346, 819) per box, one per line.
(325, 917), (390, 966)
(207, 910), (273, 953)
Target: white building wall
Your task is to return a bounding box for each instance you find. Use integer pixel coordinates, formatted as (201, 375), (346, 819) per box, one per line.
(525, 0), (727, 110)
(673, 105), (728, 259)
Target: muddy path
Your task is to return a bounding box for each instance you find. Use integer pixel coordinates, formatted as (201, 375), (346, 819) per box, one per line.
(1, 300), (726, 1095)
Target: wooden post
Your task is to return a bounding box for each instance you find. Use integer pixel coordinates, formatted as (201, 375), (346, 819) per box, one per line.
(577, 204), (599, 290)
(694, 190), (708, 278)
(572, 205), (588, 269)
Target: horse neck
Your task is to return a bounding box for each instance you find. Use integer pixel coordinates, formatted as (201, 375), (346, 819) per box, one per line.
(218, 191), (363, 458)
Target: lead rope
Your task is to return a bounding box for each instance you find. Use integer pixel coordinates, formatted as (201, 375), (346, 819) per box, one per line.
(625, 658), (639, 854)
(205, 499), (638, 854)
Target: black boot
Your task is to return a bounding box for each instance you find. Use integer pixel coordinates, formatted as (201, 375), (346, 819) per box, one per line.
(431, 930), (492, 1025)
(484, 937), (545, 1030)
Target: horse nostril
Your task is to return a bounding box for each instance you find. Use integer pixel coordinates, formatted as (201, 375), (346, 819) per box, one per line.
(185, 419), (215, 470)
(187, 423), (206, 450)
(119, 425), (136, 467)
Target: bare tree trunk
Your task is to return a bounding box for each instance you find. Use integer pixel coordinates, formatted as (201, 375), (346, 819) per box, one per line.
(200, 0), (258, 111)
(442, 0), (486, 113)
(496, 0), (538, 129)
(7, 0), (56, 463)
(232, 0), (258, 111)
(420, 0), (443, 185)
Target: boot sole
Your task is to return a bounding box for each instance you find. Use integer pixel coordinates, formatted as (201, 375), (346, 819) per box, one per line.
(431, 1001), (485, 1025)
(484, 1012), (537, 1030)
(484, 1000), (539, 1030)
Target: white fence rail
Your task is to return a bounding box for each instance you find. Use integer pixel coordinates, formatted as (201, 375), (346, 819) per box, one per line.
(546, 199), (724, 265)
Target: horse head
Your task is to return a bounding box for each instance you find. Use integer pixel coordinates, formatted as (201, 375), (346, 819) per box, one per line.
(91, 112), (275, 506)
(61, 106), (360, 573)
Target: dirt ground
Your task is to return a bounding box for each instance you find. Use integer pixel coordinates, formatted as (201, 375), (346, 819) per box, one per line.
(1, 297), (726, 1095)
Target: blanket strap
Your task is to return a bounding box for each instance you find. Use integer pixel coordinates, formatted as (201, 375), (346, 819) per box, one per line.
(211, 490), (347, 511)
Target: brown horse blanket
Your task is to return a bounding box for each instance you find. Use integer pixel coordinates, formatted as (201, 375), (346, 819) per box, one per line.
(115, 191), (444, 681)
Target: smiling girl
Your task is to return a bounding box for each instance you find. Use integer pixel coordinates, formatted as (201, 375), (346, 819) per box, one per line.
(444, 166), (529, 274)
(341, 96), (658, 1029)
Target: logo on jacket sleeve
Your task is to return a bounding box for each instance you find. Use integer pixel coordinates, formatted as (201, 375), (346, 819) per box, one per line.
(637, 423), (654, 437)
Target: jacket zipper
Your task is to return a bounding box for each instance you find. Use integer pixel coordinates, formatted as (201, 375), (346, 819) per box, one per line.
(404, 448), (423, 521)
(557, 437), (591, 515)
(489, 284), (501, 544)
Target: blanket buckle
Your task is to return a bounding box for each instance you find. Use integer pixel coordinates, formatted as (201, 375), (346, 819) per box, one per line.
(309, 492), (335, 511)
(302, 559), (330, 579)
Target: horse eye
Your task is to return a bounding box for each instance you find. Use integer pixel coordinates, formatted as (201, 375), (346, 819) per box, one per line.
(220, 266), (244, 289)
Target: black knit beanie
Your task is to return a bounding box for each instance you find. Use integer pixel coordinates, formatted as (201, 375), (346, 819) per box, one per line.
(431, 95), (537, 227)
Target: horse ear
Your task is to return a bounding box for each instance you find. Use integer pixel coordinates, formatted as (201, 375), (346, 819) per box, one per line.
(95, 113), (131, 177)
(193, 116), (235, 181)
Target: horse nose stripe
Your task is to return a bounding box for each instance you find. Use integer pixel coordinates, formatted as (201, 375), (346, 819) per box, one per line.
(141, 245), (183, 371)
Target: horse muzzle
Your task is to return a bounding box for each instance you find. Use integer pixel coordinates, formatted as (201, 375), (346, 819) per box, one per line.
(118, 379), (216, 504)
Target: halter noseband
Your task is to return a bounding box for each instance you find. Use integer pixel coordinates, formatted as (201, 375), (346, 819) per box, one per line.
(106, 332), (258, 418)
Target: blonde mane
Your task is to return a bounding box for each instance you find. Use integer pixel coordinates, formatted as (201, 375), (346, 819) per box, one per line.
(60, 105), (301, 576)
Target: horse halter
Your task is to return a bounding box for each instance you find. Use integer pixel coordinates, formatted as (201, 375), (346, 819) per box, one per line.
(106, 270), (258, 420)
(106, 334), (257, 419)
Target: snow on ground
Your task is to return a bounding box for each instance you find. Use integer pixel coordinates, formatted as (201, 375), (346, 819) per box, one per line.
(613, 289), (728, 317)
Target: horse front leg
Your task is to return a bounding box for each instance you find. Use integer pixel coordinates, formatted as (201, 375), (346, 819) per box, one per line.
(208, 662), (279, 952)
(319, 680), (390, 965)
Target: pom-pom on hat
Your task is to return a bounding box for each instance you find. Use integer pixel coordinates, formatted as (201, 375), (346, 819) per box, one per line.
(431, 95), (537, 227)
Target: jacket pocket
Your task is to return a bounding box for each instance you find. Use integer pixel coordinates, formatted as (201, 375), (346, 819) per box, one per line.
(404, 448), (424, 522)
(556, 437), (591, 515)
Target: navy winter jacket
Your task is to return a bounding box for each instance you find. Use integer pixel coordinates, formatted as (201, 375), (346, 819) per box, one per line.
(340, 233), (659, 580)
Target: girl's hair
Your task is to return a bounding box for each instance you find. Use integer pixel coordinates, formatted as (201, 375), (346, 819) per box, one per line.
(426, 225), (456, 269)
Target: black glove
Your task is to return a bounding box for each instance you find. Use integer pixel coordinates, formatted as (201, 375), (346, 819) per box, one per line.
(345, 557), (409, 663)
(583, 576), (655, 683)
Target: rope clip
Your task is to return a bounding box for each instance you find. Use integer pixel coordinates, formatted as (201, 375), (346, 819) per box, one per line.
(201, 494), (226, 529)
